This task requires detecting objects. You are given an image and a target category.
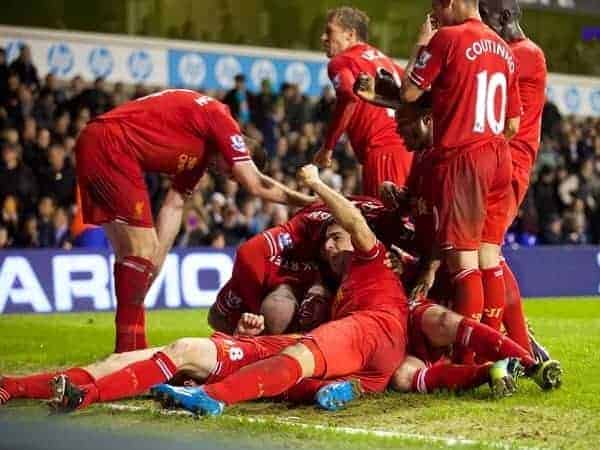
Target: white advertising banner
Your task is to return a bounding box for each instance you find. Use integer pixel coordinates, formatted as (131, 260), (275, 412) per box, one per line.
(0, 25), (599, 117)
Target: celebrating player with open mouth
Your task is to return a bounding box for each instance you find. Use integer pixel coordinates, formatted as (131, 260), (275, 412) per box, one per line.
(75, 89), (315, 353)
(314, 6), (413, 197)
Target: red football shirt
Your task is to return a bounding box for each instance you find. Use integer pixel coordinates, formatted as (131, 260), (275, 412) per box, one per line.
(409, 19), (521, 151)
(330, 241), (407, 320)
(94, 89), (251, 194)
(324, 43), (408, 162)
(263, 196), (402, 261)
(509, 38), (547, 171)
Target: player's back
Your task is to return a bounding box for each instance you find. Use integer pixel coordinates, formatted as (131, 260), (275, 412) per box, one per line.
(509, 38), (547, 168)
(331, 242), (407, 319)
(94, 89), (224, 174)
(419, 19), (519, 151)
(330, 44), (405, 160)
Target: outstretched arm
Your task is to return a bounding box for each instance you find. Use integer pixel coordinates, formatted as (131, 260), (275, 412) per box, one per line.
(233, 160), (315, 207)
(297, 164), (376, 253)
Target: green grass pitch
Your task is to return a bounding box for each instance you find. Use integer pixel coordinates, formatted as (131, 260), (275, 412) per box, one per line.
(1, 298), (599, 450)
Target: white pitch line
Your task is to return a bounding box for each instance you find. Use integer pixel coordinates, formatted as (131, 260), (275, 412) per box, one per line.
(102, 403), (542, 450)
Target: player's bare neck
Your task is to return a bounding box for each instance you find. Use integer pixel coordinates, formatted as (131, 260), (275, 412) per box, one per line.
(503, 22), (526, 43)
(457, 5), (482, 23)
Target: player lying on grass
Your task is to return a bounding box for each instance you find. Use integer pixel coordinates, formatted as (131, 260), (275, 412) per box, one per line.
(209, 194), (415, 336)
(75, 89), (315, 354)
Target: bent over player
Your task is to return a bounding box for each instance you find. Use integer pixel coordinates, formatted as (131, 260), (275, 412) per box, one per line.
(314, 6), (413, 196)
(75, 89), (314, 353)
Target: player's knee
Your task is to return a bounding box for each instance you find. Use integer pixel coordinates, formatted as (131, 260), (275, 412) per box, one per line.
(261, 285), (298, 334)
(423, 305), (460, 347)
(281, 343), (315, 378)
(479, 243), (500, 269)
(390, 356), (426, 393)
(445, 250), (478, 273)
(175, 338), (217, 379)
(163, 338), (199, 367)
(128, 232), (159, 263)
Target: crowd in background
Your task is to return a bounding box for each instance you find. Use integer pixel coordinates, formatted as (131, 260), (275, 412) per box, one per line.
(1, 44), (600, 250)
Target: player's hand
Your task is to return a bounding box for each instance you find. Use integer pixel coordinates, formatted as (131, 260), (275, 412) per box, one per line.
(297, 164), (321, 188)
(354, 73), (376, 102)
(234, 313), (265, 336)
(409, 266), (436, 302)
(379, 181), (407, 210)
(417, 14), (438, 46)
(313, 147), (333, 168)
(384, 245), (418, 279)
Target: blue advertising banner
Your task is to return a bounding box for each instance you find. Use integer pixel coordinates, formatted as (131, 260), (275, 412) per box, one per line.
(167, 49), (329, 96)
(0, 246), (598, 315)
(0, 248), (234, 315)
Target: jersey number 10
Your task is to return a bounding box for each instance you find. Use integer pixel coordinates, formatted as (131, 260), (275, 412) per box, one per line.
(473, 71), (507, 135)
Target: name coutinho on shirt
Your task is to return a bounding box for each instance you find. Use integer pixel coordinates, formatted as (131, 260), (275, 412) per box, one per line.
(465, 39), (516, 73)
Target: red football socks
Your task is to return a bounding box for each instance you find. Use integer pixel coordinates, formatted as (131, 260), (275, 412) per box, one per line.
(452, 269), (484, 364)
(0, 367), (94, 401)
(501, 260), (532, 354)
(452, 269), (484, 321)
(412, 363), (491, 393)
(114, 256), (156, 353)
(283, 378), (329, 404)
(481, 266), (505, 331)
(456, 318), (536, 367)
(82, 352), (177, 407)
(205, 354), (303, 405)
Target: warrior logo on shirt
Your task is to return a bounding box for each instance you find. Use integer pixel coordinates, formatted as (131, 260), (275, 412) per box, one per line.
(415, 50), (432, 69)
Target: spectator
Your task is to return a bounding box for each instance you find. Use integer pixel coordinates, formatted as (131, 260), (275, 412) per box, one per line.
(38, 143), (76, 208)
(0, 224), (11, 248)
(41, 73), (66, 106)
(254, 79), (277, 129)
(53, 206), (71, 248)
(563, 197), (589, 245)
(1, 195), (20, 243)
(78, 77), (112, 116)
(0, 142), (38, 212)
(314, 85), (335, 123)
(17, 215), (40, 248)
(9, 45), (39, 90)
(223, 74), (253, 125)
(540, 214), (564, 245)
(37, 196), (56, 247)
(0, 48), (9, 103)
(533, 165), (561, 229)
(283, 84), (310, 132)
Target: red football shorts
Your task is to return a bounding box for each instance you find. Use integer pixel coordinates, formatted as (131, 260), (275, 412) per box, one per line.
(213, 232), (320, 328)
(362, 146), (414, 198)
(301, 309), (407, 393)
(207, 332), (300, 383)
(426, 139), (512, 250)
(75, 121), (153, 228)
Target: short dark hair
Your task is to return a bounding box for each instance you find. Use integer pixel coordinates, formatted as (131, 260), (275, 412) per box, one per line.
(327, 6), (370, 41)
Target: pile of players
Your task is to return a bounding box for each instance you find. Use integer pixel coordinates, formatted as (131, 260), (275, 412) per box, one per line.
(0, 0), (562, 415)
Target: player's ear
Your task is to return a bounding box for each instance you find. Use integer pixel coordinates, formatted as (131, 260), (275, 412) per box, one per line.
(500, 9), (512, 26)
